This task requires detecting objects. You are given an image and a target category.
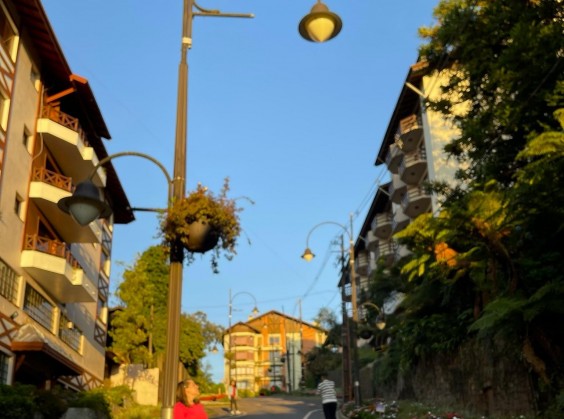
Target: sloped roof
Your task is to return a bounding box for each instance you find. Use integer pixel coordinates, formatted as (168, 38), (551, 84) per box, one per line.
(374, 60), (429, 166)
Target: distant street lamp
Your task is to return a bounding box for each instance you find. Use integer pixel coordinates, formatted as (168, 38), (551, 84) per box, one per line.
(301, 214), (362, 406)
(228, 289), (259, 384)
(299, 0), (343, 42)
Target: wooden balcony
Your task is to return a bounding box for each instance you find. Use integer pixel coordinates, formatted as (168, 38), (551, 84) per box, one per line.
(20, 235), (97, 303)
(385, 143), (403, 174)
(371, 212), (393, 239)
(36, 105), (106, 187)
(28, 167), (102, 244)
(401, 185), (432, 218)
(397, 114), (424, 152)
(398, 148), (428, 185)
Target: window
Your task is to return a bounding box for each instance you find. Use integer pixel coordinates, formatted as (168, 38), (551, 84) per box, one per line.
(0, 257), (18, 303)
(269, 350), (281, 363)
(22, 126), (32, 153)
(30, 68), (40, 91)
(59, 313), (83, 353)
(97, 297), (107, 324)
(23, 286), (54, 331)
(268, 335), (280, 346)
(0, 352), (9, 384)
(100, 248), (110, 277)
(14, 194), (23, 220)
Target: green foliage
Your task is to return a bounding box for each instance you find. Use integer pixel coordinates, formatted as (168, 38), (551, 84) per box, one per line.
(304, 346), (341, 384)
(35, 388), (68, 418)
(370, 0), (564, 412)
(0, 384), (35, 419)
(161, 178), (244, 272)
(419, 0), (563, 185)
(110, 245), (221, 385)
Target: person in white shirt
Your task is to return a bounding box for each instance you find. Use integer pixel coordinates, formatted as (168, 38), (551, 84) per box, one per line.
(316, 374), (337, 419)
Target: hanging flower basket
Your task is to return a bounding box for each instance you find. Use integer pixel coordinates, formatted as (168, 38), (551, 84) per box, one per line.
(185, 220), (219, 253)
(161, 178), (244, 272)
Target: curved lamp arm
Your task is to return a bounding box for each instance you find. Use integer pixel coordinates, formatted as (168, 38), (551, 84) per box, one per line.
(58, 151), (173, 226)
(301, 220), (350, 261)
(229, 291), (259, 319)
(360, 302), (386, 330)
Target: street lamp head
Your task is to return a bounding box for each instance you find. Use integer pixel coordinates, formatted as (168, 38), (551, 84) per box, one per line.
(252, 306), (259, 316)
(57, 180), (112, 226)
(301, 248), (315, 262)
(299, 1), (342, 43)
(375, 316), (386, 331)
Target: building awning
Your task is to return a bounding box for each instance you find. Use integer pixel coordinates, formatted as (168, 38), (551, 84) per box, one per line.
(11, 324), (83, 377)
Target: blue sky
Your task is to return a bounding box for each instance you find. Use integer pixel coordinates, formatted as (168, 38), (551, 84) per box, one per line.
(41, 0), (437, 381)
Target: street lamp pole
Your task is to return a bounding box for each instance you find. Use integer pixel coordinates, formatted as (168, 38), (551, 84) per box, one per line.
(301, 213), (361, 406)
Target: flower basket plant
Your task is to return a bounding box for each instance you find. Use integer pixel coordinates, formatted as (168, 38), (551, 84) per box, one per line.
(161, 177), (243, 272)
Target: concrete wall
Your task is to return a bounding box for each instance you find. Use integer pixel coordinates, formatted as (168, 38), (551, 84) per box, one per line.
(110, 364), (160, 406)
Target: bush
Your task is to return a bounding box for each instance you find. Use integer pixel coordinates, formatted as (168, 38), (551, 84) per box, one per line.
(0, 384), (35, 419)
(259, 388), (271, 396)
(35, 388), (69, 418)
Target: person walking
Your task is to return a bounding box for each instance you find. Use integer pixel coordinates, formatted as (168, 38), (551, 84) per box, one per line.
(173, 379), (208, 419)
(317, 374), (338, 419)
(228, 379), (241, 415)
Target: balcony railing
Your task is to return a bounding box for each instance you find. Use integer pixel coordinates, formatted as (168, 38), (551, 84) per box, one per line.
(397, 114), (424, 152)
(32, 167), (72, 192)
(372, 212), (393, 239)
(23, 234), (80, 269)
(398, 148), (428, 185)
(40, 105), (89, 146)
(401, 186), (432, 218)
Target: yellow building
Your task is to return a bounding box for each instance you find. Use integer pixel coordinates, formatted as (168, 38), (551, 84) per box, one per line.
(0, 0), (133, 390)
(223, 310), (326, 393)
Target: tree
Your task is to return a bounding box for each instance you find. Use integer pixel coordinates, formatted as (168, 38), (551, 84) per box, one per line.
(419, 0), (564, 185)
(109, 245), (222, 383)
(398, 0), (564, 410)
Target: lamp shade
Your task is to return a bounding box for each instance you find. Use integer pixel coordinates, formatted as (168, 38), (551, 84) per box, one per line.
(299, 2), (342, 43)
(58, 180), (112, 226)
(301, 248), (315, 261)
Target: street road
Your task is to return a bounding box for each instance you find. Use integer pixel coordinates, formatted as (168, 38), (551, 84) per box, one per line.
(209, 395), (326, 419)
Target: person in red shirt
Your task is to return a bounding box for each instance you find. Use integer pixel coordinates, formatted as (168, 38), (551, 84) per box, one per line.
(174, 379), (208, 419)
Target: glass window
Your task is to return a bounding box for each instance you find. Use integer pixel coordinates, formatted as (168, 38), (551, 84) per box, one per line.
(0, 257), (18, 304)
(23, 286), (54, 331)
(59, 313), (82, 353)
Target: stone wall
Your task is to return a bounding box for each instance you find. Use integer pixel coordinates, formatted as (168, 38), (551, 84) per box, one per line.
(366, 338), (536, 417)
